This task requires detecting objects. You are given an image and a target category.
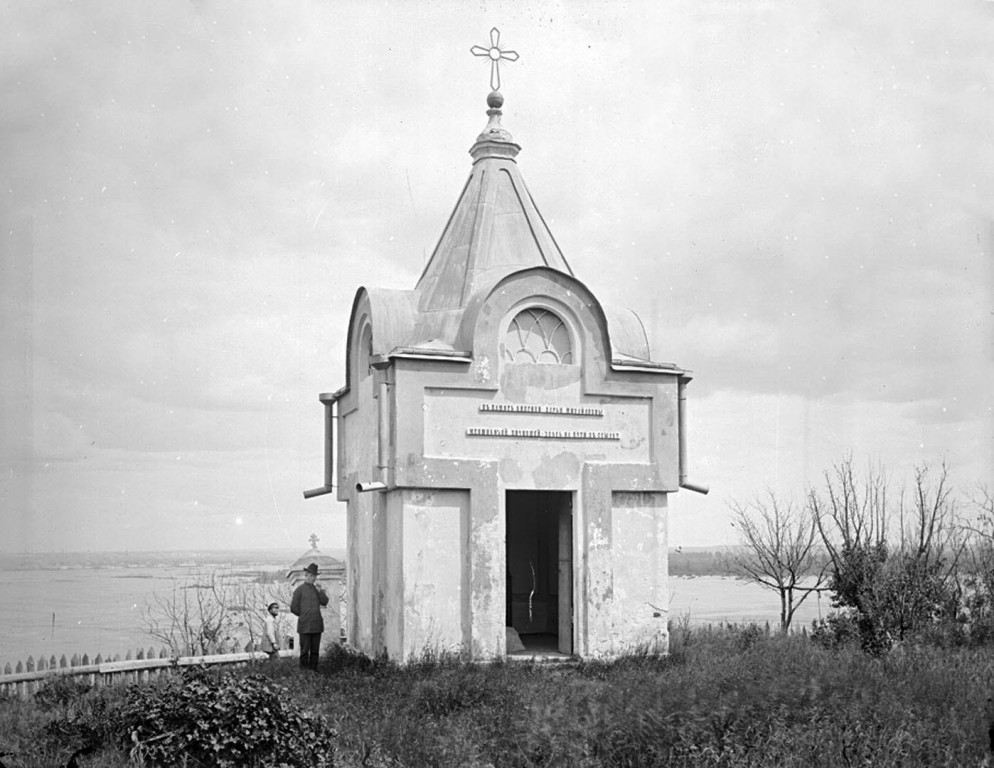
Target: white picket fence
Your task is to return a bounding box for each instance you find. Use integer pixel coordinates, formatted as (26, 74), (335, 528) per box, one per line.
(0, 645), (294, 698)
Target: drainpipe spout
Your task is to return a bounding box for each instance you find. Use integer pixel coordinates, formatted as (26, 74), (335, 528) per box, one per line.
(304, 392), (340, 499)
(356, 376), (391, 493)
(677, 376), (709, 495)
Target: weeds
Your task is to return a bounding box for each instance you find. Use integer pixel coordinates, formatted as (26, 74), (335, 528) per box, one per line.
(2, 627), (992, 767)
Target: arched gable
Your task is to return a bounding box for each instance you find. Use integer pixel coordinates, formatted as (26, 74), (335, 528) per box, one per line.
(455, 267), (651, 388)
(343, 287), (420, 391)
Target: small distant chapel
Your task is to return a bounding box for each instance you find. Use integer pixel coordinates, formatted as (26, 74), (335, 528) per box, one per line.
(306, 33), (705, 661)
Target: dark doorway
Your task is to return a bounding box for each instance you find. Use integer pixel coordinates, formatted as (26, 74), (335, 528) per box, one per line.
(505, 490), (573, 655)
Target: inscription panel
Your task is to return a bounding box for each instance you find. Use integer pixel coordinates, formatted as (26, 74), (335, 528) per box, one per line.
(480, 403), (604, 416)
(423, 388), (651, 463)
(467, 427), (619, 440)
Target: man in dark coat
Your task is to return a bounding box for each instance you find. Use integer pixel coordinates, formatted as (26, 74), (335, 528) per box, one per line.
(290, 562), (329, 670)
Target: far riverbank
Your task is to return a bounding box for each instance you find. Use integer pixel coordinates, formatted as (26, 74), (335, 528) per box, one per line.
(0, 549), (822, 670)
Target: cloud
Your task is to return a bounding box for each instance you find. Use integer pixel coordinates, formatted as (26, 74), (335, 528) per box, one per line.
(673, 385), (993, 546)
(1, 0), (991, 551)
(541, 0), (994, 427)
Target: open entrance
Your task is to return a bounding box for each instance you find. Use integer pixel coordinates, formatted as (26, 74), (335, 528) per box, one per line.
(505, 490), (573, 655)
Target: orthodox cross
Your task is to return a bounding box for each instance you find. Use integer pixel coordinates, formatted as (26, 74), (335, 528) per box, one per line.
(309, 532), (319, 549)
(471, 27), (519, 92)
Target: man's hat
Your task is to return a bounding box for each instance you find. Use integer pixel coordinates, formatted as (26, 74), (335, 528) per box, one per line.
(304, 563), (319, 576)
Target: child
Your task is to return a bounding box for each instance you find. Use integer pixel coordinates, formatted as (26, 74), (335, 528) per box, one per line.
(261, 602), (282, 659)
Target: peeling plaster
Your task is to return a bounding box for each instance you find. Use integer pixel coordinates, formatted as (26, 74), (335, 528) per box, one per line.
(587, 522), (610, 551)
(469, 502), (503, 658)
(499, 457), (523, 484)
(474, 355), (492, 383)
(409, 489), (435, 506)
(532, 451), (580, 488)
(471, 515), (500, 604)
(500, 363), (582, 401)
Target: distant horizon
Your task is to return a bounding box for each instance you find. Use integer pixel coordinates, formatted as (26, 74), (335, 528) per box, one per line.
(0, 544), (737, 557)
(0, 546), (341, 554)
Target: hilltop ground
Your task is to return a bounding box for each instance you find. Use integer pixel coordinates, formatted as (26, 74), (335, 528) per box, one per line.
(2, 623), (992, 767)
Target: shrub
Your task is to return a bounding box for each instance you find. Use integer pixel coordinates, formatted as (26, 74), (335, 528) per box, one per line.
(34, 676), (93, 708)
(118, 666), (335, 767)
(811, 610), (861, 650)
(319, 642), (384, 676)
(733, 622), (767, 650)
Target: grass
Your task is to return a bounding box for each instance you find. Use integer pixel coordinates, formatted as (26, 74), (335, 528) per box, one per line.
(2, 625), (993, 767)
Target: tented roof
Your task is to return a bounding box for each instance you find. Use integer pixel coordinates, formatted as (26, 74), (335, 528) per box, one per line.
(415, 91), (573, 313)
(346, 91), (668, 370)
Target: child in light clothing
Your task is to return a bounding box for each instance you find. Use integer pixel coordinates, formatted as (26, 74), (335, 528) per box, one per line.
(261, 602), (283, 658)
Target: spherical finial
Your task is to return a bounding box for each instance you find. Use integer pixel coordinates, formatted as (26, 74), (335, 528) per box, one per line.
(487, 90), (504, 109)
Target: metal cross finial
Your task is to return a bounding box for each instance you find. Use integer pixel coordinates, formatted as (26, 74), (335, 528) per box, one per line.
(470, 27), (519, 92)
(309, 532), (319, 549)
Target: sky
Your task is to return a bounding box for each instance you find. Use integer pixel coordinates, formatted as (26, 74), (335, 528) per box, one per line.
(1, 0), (991, 553)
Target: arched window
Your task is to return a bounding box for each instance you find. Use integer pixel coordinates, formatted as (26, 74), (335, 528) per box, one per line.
(502, 308), (573, 364)
(357, 324), (373, 379)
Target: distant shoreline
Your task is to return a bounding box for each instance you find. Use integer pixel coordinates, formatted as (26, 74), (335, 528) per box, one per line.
(1, 547), (743, 576)
(0, 548), (347, 572)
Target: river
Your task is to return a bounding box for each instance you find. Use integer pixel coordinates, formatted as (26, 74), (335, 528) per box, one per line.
(0, 555), (828, 671)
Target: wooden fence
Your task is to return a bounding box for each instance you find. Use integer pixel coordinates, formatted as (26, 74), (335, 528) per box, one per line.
(0, 645), (294, 698)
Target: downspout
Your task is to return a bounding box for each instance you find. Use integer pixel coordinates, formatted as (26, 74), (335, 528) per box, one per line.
(356, 375), (390, 493)
(303, 391), (342, 499)
(678, 376), (709, 495)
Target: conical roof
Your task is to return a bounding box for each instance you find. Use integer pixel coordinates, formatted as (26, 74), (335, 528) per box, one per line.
(415, 91), (573, 313)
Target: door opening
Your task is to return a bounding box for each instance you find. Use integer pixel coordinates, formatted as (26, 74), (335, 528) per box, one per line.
(505, 490), (573, 655)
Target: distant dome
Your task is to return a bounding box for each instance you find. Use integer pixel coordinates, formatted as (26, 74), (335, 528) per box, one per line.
(286, 536), (344, 581)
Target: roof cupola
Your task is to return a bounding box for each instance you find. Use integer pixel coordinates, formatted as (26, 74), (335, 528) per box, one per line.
(470, 90), (520, 162)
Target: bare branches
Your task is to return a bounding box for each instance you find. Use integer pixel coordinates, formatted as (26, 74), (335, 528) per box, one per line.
(730, 490), (829, 632)
(965, 484), (994, 542)
(902, 461), (965, 579)
(960, 483), (994, 632)
(140, 571), (238, 656)
(141, 570), (291, 656)
(808, 455), (889, 573)
(807, 457), (967, 649)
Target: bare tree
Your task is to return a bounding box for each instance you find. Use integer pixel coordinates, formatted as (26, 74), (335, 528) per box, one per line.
(961, 483), (994, 545)
(730, 490), (828, 632)
(881, 462), (966, 639)
(808, 456), (964, 649)
(960, 483), (994, 637)
(806, 456), (892, 632)
(141, 570), (242, 656)
(899, 462), (966, 586)
(809, 455), (890, 567)
(142, 570), (295, 656)
(978, 484), (994, 519)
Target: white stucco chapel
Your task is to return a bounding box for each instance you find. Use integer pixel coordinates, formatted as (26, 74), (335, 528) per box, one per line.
(306, 66), (706, 661)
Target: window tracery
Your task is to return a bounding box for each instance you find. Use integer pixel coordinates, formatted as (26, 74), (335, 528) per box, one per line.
(502, 308), (573, 364)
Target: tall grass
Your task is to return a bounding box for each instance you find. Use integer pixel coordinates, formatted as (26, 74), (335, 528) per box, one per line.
(2, 626), (992, 767)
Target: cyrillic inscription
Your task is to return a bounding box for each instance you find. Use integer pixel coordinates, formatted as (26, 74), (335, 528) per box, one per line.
(466, 427), (620, 440)
(479, 403), (603, 416)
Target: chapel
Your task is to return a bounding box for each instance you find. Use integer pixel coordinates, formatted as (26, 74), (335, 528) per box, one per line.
(286, 534), (345, 649)
(306, 52), (705, 660)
